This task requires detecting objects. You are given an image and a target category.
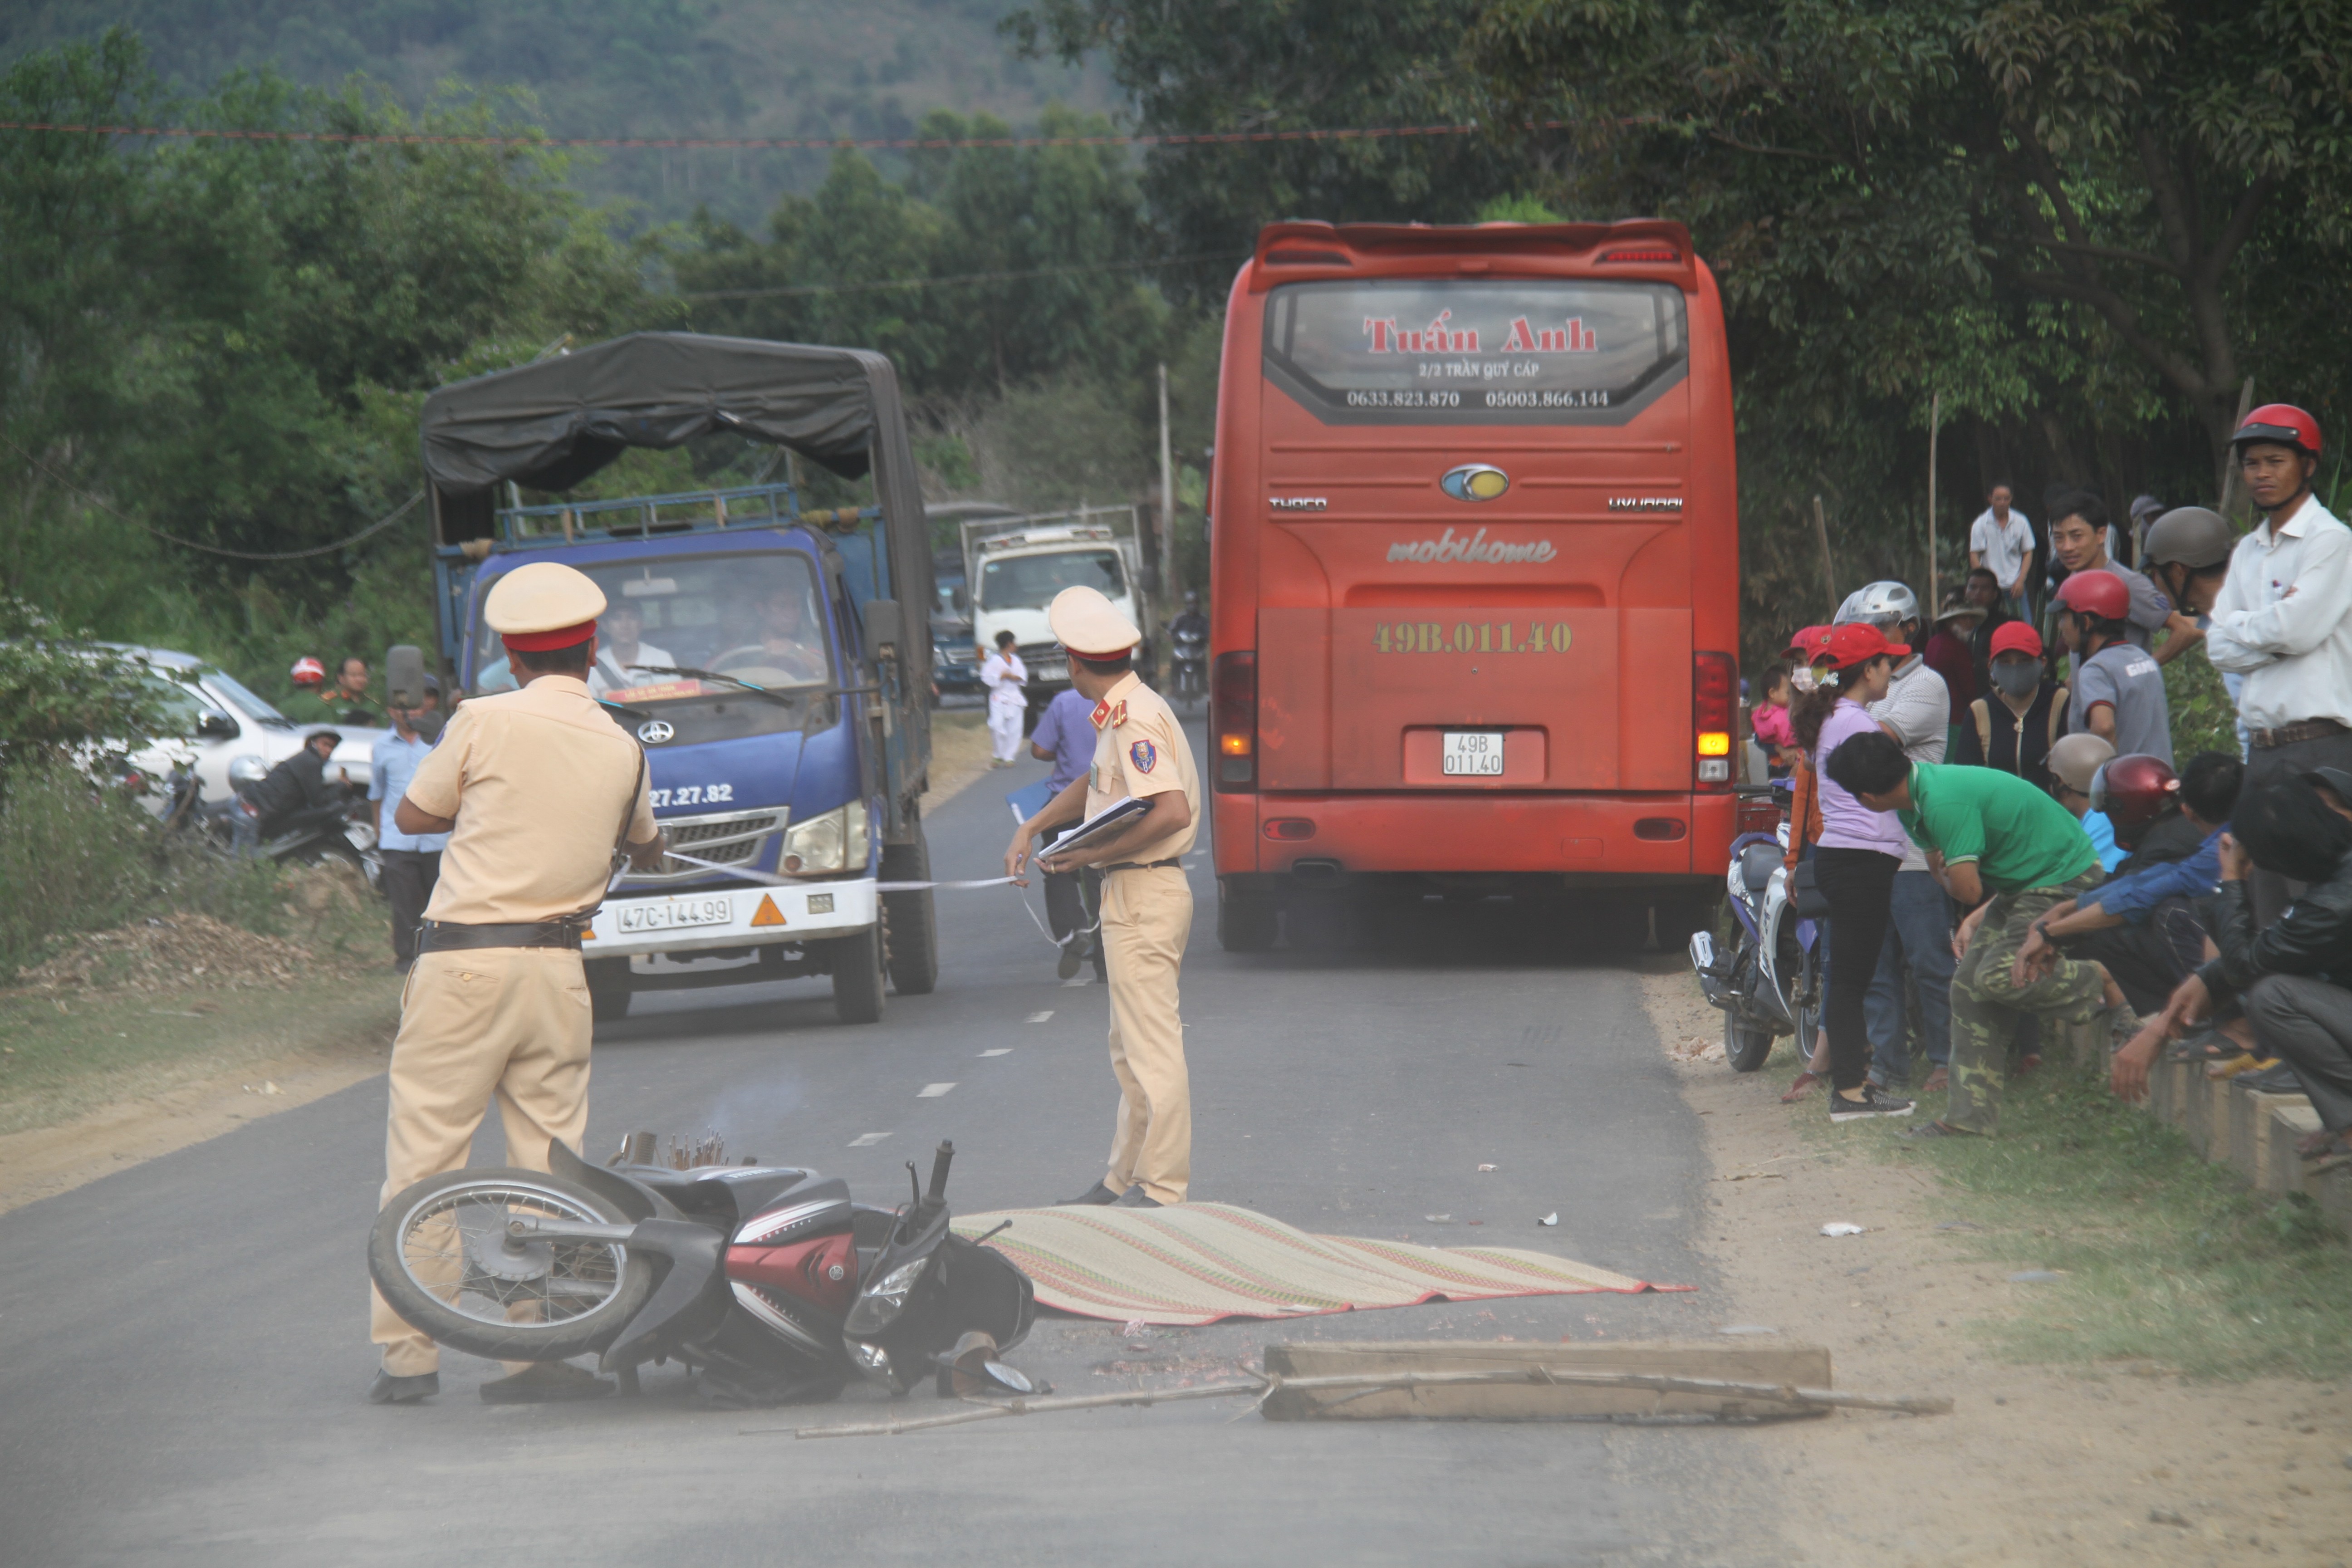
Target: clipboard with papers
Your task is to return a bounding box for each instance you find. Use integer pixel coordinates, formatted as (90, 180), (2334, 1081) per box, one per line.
(1038, 795), (1150, 860)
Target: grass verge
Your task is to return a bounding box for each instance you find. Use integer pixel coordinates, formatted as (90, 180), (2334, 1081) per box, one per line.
(1812, 1042), (2352, 1381)
(0, 974), (402, 1136)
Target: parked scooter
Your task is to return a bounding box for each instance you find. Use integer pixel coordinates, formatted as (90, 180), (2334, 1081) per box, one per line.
(1688, 782), (1822, 1072)
(162, 761), (382, 887)
(1169, 622), (1207, 712)
(368, 1135), (1034, 1407)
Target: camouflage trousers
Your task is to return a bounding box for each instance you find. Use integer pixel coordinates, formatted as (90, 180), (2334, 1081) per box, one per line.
(1945, 872), (2109, 1136)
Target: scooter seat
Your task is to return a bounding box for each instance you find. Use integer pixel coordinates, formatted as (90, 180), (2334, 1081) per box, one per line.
(1739, 841), (1783, 895)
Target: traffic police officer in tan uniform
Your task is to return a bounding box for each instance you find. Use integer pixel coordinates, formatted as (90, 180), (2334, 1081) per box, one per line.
(1004, 586), (1201, 1208)
(368, 562), (666, 1405)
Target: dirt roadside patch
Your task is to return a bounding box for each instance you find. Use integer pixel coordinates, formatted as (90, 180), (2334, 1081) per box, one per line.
(0, 977), (400, 1214)
(1638, 968), (2352, 1566)
(923, 707), (995, 809)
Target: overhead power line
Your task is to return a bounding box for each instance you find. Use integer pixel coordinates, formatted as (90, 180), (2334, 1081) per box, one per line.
(5, 433), (421, 560)
(0, 117), (1567, 154)
(684, 250), (1246, 302)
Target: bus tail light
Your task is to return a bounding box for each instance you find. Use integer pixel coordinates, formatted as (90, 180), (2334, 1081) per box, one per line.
(1694, 652), (1736, 789)
(1264, 818), (1316, 840)
(1212, 652), (1258, 792)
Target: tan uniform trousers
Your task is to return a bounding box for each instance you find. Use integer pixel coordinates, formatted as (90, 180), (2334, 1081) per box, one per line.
(1100, 865), (1192, 1204)
(370, 947), (594, 1376)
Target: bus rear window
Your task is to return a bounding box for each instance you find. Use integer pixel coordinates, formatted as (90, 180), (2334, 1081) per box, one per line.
(1264, 279), (1687, 425)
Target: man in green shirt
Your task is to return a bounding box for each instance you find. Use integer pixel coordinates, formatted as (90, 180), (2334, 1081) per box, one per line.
(286, 654), (385, 727)
(1825, 731), (2133, 1136)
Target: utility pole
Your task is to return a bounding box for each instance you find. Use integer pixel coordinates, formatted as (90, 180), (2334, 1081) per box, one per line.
(1157, 362), (1177, 608)
(1811, 495), (1836, 608)
(1926, 391), (1941, 614)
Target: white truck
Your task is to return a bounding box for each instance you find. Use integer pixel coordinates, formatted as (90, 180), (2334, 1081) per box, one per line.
(962, 506), (1155, 713)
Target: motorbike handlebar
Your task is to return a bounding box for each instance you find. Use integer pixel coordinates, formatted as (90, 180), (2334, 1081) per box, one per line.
(927, 1140), (955, 1203)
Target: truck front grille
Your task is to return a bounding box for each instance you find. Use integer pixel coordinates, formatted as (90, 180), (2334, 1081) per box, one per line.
(623, 808), (783, 887)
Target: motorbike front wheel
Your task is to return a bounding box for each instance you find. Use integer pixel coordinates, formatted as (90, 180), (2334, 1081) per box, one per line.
(368, 1167), (656, 1364)
(1724, 1009), (1775, 1073)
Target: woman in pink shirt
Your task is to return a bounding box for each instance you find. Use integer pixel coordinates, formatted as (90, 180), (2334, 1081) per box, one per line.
(1789, 624), (1918, 1122)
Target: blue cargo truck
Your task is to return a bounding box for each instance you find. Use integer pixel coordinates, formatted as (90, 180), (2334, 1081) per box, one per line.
(418, 333), (940, 1024)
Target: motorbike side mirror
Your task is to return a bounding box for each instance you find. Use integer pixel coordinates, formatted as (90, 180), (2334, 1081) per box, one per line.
(195, 710), (239, 740)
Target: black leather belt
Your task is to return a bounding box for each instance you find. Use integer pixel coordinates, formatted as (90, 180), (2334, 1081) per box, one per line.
(419, 920), (585, 953)
(2249, 718), (2347, 750)
(1102, 858), (1183, 873)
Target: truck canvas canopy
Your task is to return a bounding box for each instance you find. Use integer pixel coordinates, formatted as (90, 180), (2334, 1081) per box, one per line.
(419, 332), (931, 666)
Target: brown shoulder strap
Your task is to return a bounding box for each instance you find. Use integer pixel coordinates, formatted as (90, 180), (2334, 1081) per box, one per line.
(2049, 686), (2068, 747)
(1970, 698), (1991, 760)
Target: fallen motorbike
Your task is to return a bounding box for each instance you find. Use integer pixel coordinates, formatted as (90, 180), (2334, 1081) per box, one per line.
(1688, 781), (1822, 1073)
(368, 1134), (1034, 1406)
(159, 763), (381, 887)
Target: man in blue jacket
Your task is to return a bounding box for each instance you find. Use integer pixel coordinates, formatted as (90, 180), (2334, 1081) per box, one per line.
(2011, 751), (2242, 1011)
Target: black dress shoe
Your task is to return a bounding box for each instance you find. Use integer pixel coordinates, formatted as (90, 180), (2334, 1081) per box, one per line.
(367, 1368), (439, 1404)
(1057, 1180), (1121, 1206)
(1056, 940), (1083, 981)
(479, 1362), (614, 1403)
(1112, 1187), (1163, 1209)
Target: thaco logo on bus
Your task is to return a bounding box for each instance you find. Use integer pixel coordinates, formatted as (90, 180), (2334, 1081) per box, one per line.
(1386, 527), (1556, 565)
(1362, 312), (1601, 355)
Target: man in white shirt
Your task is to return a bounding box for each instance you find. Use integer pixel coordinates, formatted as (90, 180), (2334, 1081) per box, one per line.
(979, 630), (1029, 766)
(1836, 581), (1958, 1093)
(587, 600), (676, 696)
(2204, 404), (2352, 924)
(1970, 485), (2035, 616)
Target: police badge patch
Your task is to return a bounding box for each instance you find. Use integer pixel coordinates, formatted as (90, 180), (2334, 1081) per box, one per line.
(1128, 738), (1158, 774)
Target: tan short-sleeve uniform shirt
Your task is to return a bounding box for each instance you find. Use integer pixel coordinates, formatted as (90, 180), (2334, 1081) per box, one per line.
(1085, 672), (1200, 863)
(403, 675), (657, 923)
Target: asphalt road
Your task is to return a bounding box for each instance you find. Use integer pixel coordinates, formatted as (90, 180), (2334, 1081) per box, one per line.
(0, 725), (1740, 1568)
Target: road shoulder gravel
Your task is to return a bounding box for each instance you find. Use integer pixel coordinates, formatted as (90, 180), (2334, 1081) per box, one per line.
(1639, 968), (2352, 1566)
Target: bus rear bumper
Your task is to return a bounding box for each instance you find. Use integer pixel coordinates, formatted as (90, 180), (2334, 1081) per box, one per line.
(1215, 791), (1734, 882)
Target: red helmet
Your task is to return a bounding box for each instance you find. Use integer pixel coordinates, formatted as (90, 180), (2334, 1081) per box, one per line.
(2054, 569), (2130, 622)
(289, 656), (327, 687)
(2232, 403), (2322, 458)
(2091, 753), (2180, 838)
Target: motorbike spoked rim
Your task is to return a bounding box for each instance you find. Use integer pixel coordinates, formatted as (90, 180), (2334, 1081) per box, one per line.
(390, 1177), (631, 1330)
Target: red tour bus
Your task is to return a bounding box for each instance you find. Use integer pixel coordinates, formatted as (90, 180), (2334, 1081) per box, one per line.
(1206, 219), (1739, 950)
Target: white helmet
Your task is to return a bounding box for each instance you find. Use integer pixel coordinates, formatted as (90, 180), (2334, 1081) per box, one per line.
(1833, 580), (1920, 633)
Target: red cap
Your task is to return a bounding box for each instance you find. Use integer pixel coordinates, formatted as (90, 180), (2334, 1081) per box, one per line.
(1782, 625), (1828, 660)
(289, 656), (326, 686)
(1813, 622), (1908, 669)
(1988, 621), (2043, 659)
(2054, 569), (2131, 621)
(2233, 403), (2322, 458)
(501, 620), (599, 652)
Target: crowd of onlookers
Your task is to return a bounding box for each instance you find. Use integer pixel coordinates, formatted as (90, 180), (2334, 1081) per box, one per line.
(1747, 403), (2352, 1174)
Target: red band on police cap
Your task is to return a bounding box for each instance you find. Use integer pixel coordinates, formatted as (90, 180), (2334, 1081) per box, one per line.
(501, 619), (598, 652)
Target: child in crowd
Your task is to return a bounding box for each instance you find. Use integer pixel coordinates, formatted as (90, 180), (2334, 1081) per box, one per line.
(1752, 663), (1797, 778)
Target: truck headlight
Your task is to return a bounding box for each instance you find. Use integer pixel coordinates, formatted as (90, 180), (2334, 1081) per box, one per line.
(780, 801), (869, 875)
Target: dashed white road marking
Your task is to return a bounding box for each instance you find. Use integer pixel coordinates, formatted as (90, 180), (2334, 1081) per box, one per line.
(980, 1048), (1011, 1058)
(917, 1083), (957, 1098)
(848, 1132), (890, 1147)
(1025, 1010), (1054, 1023)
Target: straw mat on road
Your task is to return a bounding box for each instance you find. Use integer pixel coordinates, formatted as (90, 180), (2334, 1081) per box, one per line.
(953, 1201), (1689, 1327)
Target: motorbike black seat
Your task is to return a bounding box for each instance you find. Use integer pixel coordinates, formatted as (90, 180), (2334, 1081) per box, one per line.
(1739, 841), (1782, 895)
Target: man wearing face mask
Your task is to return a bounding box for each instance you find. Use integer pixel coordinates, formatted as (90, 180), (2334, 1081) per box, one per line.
(1958, 622), (2070, 789)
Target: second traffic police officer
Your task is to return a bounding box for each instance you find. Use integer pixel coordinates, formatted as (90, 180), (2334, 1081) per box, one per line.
(1004, 585), (1201, 1208)
(367, 561), (667, 1406)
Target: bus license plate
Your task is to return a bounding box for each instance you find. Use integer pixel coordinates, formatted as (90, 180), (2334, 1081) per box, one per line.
(617, 896), (734, 932)
(1441, 731), (1505, 776)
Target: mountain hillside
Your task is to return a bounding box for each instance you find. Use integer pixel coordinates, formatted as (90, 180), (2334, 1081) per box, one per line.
(0, 1), (1116, 227)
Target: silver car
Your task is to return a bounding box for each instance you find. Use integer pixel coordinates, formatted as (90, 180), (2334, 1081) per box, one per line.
(115, 645), (385, 821)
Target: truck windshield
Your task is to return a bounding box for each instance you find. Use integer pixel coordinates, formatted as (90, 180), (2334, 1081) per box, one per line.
(978, 549), (1126, 612)
(471, 551), (834, 745)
